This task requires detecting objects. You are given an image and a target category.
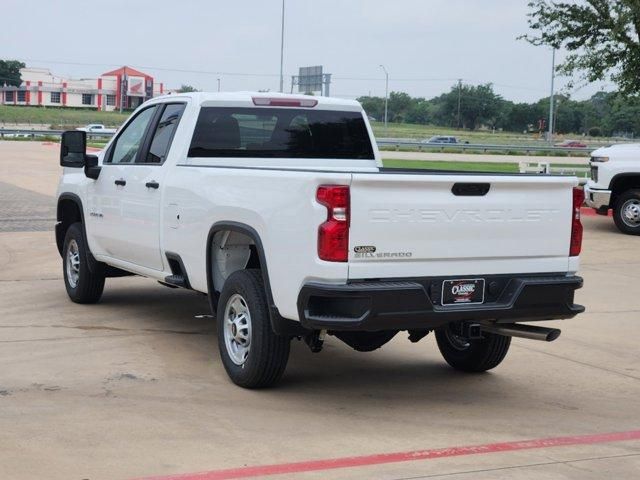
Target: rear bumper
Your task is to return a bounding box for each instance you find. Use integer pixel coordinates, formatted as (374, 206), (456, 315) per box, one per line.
(297, 274), (584, 331)
(584, 184), (611, 210)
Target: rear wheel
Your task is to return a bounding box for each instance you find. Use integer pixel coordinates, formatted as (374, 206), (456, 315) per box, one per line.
(435, 324), (511, 372)
(613, 189), (640, 235)
(63, 222), (105, 304)
(216, 269), (290, 388)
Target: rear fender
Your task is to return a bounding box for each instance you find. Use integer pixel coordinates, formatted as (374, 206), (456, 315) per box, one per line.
(206, 221), (307, 337)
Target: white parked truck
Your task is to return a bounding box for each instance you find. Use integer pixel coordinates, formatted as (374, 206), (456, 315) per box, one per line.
(76, 124), (117, 135)
(56, 92), (585, 388)
(585, 143), (640, 234)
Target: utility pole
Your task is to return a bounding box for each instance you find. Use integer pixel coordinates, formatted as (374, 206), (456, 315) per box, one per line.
(456, 78), (462, 129)
(380, 64), (389, 135)
(279, 0), (285, 93)
(548, 48), (556, 145)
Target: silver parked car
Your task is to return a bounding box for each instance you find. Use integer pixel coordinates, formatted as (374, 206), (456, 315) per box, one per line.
(422, 135), (460, 144)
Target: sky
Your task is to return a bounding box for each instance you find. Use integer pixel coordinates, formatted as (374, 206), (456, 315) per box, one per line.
(1, 0), (615, 103)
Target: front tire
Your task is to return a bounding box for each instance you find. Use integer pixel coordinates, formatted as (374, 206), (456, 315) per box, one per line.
(216, 269), (290, 388)
(613, 189), (640, 235)
(63, 222), (105, 304)
(435, 324), (511, 372)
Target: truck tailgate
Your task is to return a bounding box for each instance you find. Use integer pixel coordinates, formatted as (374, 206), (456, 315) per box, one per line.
(348, 173), (576, 279)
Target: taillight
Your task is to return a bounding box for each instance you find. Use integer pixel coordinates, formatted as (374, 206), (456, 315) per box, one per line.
(317, 185), (350, 262)
(570, 187), (584, 256)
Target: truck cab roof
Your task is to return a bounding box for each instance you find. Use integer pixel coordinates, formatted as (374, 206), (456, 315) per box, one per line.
(153, 92), (363, 110)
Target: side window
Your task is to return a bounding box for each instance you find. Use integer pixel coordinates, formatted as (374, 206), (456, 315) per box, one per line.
(108, 107), (157, 164)
(143, 104), (186, 164)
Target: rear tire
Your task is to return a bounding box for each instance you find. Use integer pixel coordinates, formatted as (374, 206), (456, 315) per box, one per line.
(435, 324), (511, 372)
(216, 269), (290, 388)
(613, 189), (640, 235)
(63, 222), (105, 304)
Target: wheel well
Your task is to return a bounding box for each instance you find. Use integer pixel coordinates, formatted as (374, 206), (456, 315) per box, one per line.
(610, 175), (640, 207)
(206, 223), (308, 337)
(209, 230), (260, 294)
(56, 198), (82, 256)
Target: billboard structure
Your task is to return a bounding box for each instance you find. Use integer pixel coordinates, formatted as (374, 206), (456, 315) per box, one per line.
(291, 66), (332, 96)
(298, 66), (323, 92)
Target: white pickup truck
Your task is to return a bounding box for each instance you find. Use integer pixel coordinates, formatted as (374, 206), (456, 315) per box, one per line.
(76, 124), (117, 135)
(585, 143), (640, 234)
(56, 92), (584, 388)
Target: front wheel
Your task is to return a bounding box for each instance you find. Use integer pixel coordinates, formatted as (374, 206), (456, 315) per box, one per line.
(435, 324), (511, 372)
(216, 269), (290, 388)
(63, 222), (105, 304)
(613, 189), (640, 235)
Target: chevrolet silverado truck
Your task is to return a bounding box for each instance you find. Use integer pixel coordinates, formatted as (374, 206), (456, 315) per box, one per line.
(56, 92), (585, 388)
(585, 143), (640, 234)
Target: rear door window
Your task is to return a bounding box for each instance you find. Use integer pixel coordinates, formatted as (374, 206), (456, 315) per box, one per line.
(188, 107), (374, 159)
(142, 103), (186, 164)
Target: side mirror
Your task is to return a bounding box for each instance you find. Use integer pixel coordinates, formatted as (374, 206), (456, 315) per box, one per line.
(60, 131), (87, 168)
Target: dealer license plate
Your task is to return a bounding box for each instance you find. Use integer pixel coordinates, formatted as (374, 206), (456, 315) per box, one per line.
(441, 278), (485, 305)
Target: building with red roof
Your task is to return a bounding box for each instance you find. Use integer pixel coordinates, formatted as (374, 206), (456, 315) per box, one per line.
(0, 65), (166, 111)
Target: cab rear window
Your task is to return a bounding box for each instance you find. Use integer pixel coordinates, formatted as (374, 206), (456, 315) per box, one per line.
(188, 107), (374, 159)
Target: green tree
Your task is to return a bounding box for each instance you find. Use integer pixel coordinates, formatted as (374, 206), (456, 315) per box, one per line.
(387, 91), (413, 122)
(440, 83), (503, 130)
(0, 60), (25, 87)
(602, 94), (640, 135)
(357, 95), (385, 120)
(554, 97), (584, 134)
(358, 85), (640, 137)
(504, 102), (538, 132)
(177, 84), (198, 93)
(406, 99), (432, 124)
(522, 0), (640, 94)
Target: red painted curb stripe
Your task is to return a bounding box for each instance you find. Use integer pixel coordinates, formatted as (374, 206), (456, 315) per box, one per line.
(138, 429), (640, 480)
(581, 207), (612, 217)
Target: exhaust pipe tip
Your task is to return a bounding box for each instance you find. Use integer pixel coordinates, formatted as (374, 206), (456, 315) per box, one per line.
(545, 329), (562, 342)
(480, 323), (562, 342)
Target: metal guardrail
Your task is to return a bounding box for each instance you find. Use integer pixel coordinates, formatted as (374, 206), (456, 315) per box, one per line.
(0, 128), (593, 156)
(377, 139), (591, 155)
(0, 128), (113, 139)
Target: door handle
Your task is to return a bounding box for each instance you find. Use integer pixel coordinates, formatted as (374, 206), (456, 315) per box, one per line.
(145, 181), (160, 189)
(114, 179), (126, 187)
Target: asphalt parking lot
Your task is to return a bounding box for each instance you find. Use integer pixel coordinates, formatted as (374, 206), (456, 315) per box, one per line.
(0, 141), (639, 480)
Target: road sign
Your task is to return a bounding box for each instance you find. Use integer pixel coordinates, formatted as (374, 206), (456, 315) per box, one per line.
(298, 66), (323, 93)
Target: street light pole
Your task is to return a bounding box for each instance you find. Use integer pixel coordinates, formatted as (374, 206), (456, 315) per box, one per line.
(548, 48), (556, 145)
(457, 78), (462, 129)
(279, 0), (285, 93)
(380, 64), (389, 135)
